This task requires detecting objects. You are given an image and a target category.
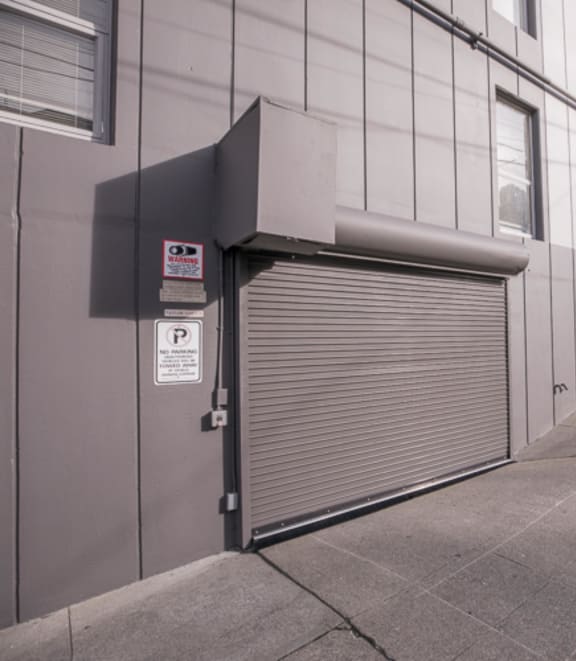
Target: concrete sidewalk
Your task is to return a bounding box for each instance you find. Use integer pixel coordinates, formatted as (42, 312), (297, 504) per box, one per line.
(2, 456), (576, 661)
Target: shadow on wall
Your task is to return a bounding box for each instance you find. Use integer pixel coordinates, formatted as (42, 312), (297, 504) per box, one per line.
(90, 145), (219, 320)
(90, 144), (240, 554)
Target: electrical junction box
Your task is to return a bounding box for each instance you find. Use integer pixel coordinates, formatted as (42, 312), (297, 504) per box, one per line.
(211, 409), (228, 428)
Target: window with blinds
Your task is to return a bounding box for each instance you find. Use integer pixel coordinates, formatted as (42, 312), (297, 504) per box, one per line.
(0, 0), (112, 141)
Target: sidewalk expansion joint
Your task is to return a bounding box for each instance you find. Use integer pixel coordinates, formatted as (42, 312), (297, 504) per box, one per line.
(67, 607), (74, 661)
(257, 551), (397, 661)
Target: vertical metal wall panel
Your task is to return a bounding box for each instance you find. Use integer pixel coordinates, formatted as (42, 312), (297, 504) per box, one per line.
(516, 29), (543, 72)
(524, 240), (554, 440)
(571, 111), (576, 336)
(571, 110), (576, 227)
(234, 0), (305, 120)
(565, 1), (576, 95)
(140, 0), (230, 154)
(413, 13), (455, 227)
(138, 0), (231, 577)
(244, 256), (509, 534)
(307, 0), (364, 209)
(517, 30), (542, 73)
(452, 0), (487, 32)
(507, 273), (529, 455)
(541, 0), (567, 87)
(364, 0), (414, 219)
(0, 126), (19, 627)
(551, 245), (576, 422)
(546, 95), (572, 248)
(489, 58), (519, 99)
(486, 7), (516, 57)
(517, 0), (543, 72)
(17, 2), (141, 620)
(425, 0), (451, 13)
(454, 40), (492, 236)
(519, 79), (549, 242)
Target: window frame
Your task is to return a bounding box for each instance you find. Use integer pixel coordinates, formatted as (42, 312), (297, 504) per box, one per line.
(495, 91), (541, 239)
(0, 0), (112, 142)
(493, 0), (536, 37)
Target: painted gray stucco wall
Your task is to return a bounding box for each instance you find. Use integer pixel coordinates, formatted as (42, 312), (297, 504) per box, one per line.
(0, 125), (19, 627)
(137, 0), (231, 579)
(3, 0), (576, 626)
(16, 1), (141, 622)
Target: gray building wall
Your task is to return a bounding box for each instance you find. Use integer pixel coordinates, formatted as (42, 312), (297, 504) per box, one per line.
(2, 0), (576, 626)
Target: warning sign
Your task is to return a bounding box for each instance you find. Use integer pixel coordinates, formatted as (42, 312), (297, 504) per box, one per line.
(154, 320), (202, 384)
(162, 240), (204, 280)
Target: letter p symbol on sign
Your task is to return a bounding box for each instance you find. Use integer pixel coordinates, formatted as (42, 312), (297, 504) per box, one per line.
(167, 325), (190, 346)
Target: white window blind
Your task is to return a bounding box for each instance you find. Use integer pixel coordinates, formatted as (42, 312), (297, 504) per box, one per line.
(30, 0), (109, 31)
(0, 0), (112, 140)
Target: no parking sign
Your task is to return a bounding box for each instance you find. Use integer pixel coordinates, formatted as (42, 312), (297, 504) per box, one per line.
(154, 320), (202, 384)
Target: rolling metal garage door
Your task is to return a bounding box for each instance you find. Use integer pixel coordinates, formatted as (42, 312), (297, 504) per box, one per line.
(242, 255), (509, 539)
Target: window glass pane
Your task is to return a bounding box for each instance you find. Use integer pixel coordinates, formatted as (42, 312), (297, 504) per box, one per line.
(493, 0), (529, 30)
(516, 0), (529, 31)
(493, 0), (516, 23)
(0, 9), (95, 130)
(496, 101), (530, 181)
(498, 175), (532, 234)
(496, 97), (534, 235)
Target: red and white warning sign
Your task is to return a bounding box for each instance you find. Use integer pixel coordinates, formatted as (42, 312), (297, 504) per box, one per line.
(162, 240), (204, 280)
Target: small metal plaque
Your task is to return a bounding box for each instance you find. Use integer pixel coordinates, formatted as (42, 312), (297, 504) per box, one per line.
(163, 309), (205, 318)
(159, 280), (207, 304)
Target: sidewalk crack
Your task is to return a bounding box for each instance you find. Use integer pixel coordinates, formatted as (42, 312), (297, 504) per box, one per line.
(67, 607), (74, 661)
(258, 552), (397, 660)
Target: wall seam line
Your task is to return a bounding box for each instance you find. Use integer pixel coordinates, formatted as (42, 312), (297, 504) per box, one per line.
(504, 280), (512, 457)
(451, 26), (458, 230)
(230, 0), (236, 127)
(549, 241), (556, 427)
(487, 57), (496, 238)
(560, 0), (567, 88)
(14, 127), (23, 623)
(304, 0), (308, 112)
(522, 266), (530, 443)
(411, 4), (417, 221)
(543, 95), (556, 428)
(135, 0), (144, 580)
(561, 0), (576, 414)
(362, 0), (367, 211)
(567, 109), (576, 414)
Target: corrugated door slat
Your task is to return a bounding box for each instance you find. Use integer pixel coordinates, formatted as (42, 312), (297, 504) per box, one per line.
(244, 256), (509, 535)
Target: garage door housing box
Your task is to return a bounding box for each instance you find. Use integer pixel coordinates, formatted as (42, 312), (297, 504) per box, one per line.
(216, 97), (337, 254)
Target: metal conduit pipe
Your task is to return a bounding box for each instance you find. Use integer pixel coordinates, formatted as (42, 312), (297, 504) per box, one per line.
(398, 0), (576, 112)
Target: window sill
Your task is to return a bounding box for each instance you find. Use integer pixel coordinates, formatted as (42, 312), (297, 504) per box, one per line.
(0, 110), (104, 143)
(498, 225), (533, 240)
